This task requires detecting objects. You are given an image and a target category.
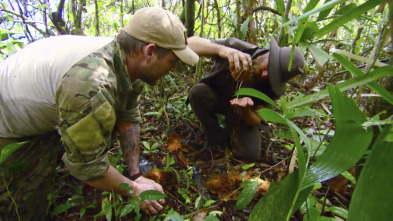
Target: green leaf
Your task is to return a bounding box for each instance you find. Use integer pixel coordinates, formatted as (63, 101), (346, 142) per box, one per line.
(139, 190), (166, 201)
(236, 88), (279, 109)
(0, 141), (29, 164)
(53, 203), (73, 214)
(301, 86), (373, 189)
(348, 125), (393, 221)
(241, 163), (255, 170)
(285, 106), (326, 119)
(316, 0), (334, 21)
(204, 199), (216, 207)
(300, 22), (319, 41)
(285, 65), (393, 109)
(249, 171), (299, 221)
(236, 179), (258, 210)
(275, 0), (285, 16)
(204, 214), (220, 221)
(164, 209), (184, 221)
(328, 206), (348, 219)
(308, 44), (330, 67)
(118, 183), (132, 190)
(257, 109), (287, 125)
(102, 198), (112, 221)
(283, 0), (347, 27)
(333, 53), (393, 105)
(316, 0), (386, 37)
(118, 204), (135, 217)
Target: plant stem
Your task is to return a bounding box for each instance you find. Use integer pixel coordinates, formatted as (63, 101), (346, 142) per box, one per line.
(1, 172), (21, 220)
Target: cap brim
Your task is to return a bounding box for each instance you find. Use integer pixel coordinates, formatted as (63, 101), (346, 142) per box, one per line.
(172, 46), (199, 65)
(268, 36), (286, 96)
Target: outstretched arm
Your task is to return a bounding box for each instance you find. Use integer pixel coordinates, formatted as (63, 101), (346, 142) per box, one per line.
(188, 36), (252, 81)
(230, 97), (264, 127)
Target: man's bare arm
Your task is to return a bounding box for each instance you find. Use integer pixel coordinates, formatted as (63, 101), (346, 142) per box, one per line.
(117, 121), (141, 177)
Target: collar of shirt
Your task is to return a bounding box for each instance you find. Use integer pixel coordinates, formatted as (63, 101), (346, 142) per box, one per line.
(113, 35), (144, 95)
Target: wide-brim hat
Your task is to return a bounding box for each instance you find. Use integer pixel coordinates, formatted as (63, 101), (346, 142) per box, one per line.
(123, 7), (199, 65)
(268, 36), (305, 96)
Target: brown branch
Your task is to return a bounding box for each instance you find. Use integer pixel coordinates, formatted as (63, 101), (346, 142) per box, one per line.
(1, 8), (47, 37)
(252, 6), (280, 15)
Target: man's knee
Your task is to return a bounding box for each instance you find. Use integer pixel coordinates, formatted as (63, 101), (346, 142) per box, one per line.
(189, 83), (213, 105)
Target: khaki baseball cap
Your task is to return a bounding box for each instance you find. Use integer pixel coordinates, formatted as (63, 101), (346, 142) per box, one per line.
(123, 7), (199, 65)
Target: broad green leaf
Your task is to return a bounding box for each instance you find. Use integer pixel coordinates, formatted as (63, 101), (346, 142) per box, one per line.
(333, 53), (393, 105)
(249, 171), (299, 221)
(308, 44), (330, 67)
(285, 65), (393, 109)
(139, 190), (166, 201)
(0, 141), (29, 164)
(316, 0), (387, 37)
(236, 88), (279, 109)
(301, 86), (373, 189)
(236, 179), (258, 210)
(283, 0), (347, 27)
(257, 108), (287, 125)
(348, 125), (393, 221)
(118, 183), (131, 190)
(241, 163), (255, 170)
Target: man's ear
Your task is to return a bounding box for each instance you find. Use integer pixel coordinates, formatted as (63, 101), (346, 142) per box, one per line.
(142, 44), (157, 61)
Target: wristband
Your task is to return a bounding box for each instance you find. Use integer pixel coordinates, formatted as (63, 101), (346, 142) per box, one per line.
(130, 172), (143, 180)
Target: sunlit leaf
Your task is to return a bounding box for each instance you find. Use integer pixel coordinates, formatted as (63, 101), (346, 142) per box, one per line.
(301, 86), (373, 189)
(283, 0), (347, 27)
(308, 44), (330, 67)
(348, 125), (393, 221)
(316, 0), (386, 37)
(285, 66), (393, 109)
(333, 53), (393, 105)
(0, 141), (29, 164)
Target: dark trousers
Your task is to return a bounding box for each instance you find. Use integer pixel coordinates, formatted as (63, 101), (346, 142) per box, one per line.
(189, 83), (262, 161)
(0, 132), (61, 221)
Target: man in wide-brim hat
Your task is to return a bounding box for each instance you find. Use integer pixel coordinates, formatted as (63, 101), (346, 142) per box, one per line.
(188, 36), (305, 162)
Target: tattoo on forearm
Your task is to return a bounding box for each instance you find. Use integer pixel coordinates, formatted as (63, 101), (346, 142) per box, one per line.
(118, 123), (140, 176)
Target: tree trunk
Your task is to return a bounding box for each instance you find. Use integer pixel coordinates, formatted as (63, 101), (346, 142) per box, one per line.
(185, 0), (195, 37)
(94, 0), (100, 36)
(213, 0), (221, 38)
(73, 0), (86, 35)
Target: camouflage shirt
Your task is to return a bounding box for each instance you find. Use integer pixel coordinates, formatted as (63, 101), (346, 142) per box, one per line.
(0, 35), (143, 181)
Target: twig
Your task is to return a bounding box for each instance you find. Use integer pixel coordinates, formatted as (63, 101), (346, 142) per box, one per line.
(1, 172), (21, 220)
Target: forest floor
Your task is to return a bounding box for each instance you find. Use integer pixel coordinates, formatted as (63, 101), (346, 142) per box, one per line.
(50, 66), (354, 220)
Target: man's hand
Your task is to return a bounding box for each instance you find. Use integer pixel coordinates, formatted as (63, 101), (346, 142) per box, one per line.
(218, 48), (252, 81)
(133, 181), (166, 215)
(230, 97), (254, 108)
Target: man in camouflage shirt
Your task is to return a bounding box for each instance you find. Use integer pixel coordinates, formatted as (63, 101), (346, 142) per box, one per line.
(0, 7), (252, 219)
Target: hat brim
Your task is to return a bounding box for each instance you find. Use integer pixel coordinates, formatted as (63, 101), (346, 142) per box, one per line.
(172, 46), (199, 65)
(268, 36), (286, 96)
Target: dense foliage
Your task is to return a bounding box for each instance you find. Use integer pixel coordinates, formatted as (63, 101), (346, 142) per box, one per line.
(1, 0), (392, 220)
